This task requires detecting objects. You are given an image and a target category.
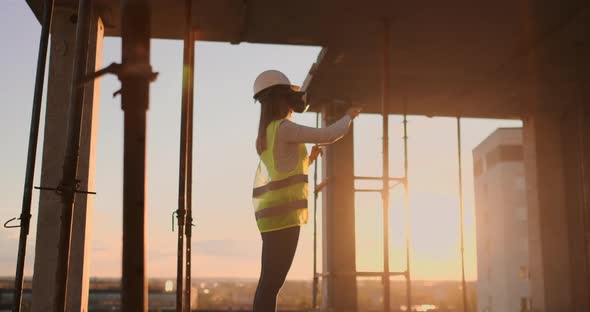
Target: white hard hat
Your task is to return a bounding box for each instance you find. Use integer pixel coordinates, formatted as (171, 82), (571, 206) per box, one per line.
(253, 70), (300, 99)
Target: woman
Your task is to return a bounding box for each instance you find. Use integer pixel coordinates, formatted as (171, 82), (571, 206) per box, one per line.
(251, 70), (360, 311)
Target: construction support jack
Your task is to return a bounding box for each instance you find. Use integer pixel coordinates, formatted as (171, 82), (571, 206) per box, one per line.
(175, 0), (196, 310)
(120, 1), (153, 310)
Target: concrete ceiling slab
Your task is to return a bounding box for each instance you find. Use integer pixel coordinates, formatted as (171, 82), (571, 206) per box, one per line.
(24, 0), (589, 118)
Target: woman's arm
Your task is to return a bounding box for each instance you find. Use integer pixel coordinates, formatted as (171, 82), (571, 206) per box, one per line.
(279, 114), (352, 145)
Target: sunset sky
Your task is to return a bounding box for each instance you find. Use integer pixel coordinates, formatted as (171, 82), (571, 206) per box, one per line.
(0, 1), (521, 282)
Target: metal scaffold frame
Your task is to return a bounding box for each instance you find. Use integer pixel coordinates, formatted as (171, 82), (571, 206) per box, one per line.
(310, 115), (413, 312)
(311, 21), (413, 312)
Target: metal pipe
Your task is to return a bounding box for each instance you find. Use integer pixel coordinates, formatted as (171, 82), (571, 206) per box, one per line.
(322, 105), (336, 311)
(354, 176), (404, 181)
(184, 23), (195, 312)
(176, 0), (193, 309)
(120, 0), (151, 310)
(312, 112), (320, 310)
(54, 1), (92, 310)
(457, 117), (469, 312)
(354, 271), (405, 277)
(381, 19), (392, 312)
(13, 1), (55, 311)
(355, 189), (383, 193)
(403, 114), (412, 311)
(316, 271), (407, 278)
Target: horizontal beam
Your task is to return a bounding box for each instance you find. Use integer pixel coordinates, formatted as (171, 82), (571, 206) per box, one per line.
(316, 271), (408, 278)
(354, 188), (382, 193)
(354, 176), (406, 182)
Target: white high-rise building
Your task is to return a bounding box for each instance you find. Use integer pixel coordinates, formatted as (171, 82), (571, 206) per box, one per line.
(473, 128), (530, 312)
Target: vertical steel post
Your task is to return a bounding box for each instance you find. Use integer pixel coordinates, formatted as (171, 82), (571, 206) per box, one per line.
(120, 0), (151, 310)
(176, 0), (193, 309)
(312, 112), (320, 310)
(176, 175), (185, 312)
(381, 19), (392, 312)
(53, 1), (92, 310)
(13, 1), (55, 311)
(184, 24), (195, 312)
(403, 114), (412, 311)
(457, 117), (469, 312)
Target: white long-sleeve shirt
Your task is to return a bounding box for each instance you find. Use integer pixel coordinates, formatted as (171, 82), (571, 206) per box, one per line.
(274, 115), (352, 172)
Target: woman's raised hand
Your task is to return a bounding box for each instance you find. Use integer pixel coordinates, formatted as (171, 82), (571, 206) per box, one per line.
(309, 145), (323, 165)
(346, 106), (362, 119)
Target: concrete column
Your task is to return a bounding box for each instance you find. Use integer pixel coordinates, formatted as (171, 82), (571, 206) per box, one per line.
(523, 112), (590, 312)
(523, 113), (570, 312)
(520, 2), (590, 309)
(321, 103), (357, 312)
(31, 6), (103, 312)
(561, 110), (590, 312)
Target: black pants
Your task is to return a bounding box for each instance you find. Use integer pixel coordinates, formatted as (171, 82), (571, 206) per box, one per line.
(253, 226), (300, 312)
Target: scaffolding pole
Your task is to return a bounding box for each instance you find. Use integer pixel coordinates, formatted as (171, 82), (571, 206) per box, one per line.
(310, 115), (414, 312)
(456, 117), (469, 312)
(381, 19), (392, 312)
(184, 23), (196, 312)
(403, 114), (412, 311)
(120, 0), (152, 310)
(11, 1), (54, 311)
(312, 112), (320, 310)
(175, 0), (193, 309)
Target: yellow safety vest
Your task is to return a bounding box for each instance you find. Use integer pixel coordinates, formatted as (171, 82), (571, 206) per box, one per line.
(252, 119), (309, 233)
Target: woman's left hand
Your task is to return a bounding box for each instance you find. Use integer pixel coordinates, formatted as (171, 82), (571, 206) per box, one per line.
(309, 145), (323, 164)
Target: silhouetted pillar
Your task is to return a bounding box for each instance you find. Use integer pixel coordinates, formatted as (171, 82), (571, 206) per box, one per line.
(523, 111), (590, 312)
(520, 1), (590, 308)
(31, 6), (103, 312)
(321, 103), (357, 312)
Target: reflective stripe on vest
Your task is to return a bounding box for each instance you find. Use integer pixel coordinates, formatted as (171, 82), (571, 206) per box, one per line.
(255, 199), (308, 220)
(252, 174), (308, 197)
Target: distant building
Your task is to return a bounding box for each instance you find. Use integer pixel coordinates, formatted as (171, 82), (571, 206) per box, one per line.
(473, 128), (530, 312)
